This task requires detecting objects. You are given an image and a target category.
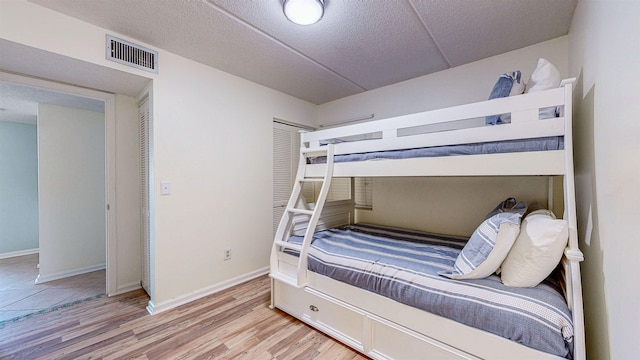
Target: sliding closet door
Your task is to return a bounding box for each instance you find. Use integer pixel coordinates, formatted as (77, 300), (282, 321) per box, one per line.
(273, 121), (373, 236)
(273, 122), (315, 237)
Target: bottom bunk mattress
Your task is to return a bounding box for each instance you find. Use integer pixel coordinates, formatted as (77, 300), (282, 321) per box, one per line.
(286, 223), (574, 358)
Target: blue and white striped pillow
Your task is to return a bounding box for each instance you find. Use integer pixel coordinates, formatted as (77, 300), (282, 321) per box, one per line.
(441, 200), (526, 280)
(486, 71), (522, 125)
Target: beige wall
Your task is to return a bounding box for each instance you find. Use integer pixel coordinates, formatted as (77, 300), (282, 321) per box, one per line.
(37, 104), (105, 282)
(568, 1), (640, 359)
(357, 176), (553, 237)
(0, 0), (317, 309)
(0, 121), (39, 255)
(150, 47), (316, 308)
(319, 36), (569, 125)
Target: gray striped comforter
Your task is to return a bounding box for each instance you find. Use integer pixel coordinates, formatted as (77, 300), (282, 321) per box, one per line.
(287, 223), (573, 358)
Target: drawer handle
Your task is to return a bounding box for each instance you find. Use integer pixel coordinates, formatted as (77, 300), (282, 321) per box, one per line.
(309, 305), (319, 312)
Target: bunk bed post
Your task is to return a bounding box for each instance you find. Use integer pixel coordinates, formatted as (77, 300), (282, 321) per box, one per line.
(548, 177), (554, 212)
(560, 78), (586, 360)
(269, 277), (275, 310)
(350, 177), (356, 224)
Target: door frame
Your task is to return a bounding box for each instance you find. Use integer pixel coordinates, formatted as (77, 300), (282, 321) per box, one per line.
(0, 71), (117, 295)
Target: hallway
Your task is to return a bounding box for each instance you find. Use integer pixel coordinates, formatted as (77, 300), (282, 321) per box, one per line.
(0, 254), (105, 324)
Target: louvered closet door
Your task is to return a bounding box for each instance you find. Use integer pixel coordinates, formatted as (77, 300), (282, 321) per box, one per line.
(139, 98), (151, 295)
(273, 122), (314, 237)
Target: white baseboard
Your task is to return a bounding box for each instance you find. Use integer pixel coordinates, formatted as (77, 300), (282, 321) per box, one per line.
(0, 248), (39, 260)
(35, 263), (106, 284)
(146, 300), (156, 315)
(147, 266), (269, 315)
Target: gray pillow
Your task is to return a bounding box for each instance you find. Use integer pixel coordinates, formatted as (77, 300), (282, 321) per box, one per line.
(484, 197), (527, 220)
(486, 71), (522, 125)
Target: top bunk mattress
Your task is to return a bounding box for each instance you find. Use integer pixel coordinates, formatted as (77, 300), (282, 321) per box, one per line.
(286, 223), (573, 358)
(310, 136), (564, 164)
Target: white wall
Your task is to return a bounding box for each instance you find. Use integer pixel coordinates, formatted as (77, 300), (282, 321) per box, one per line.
(0, 0), (316, 309)
(150, 49), (316, 308)
(568, 1), (640, 359)
(320, 37), (570, 235)
(37, 104), (105, 282)
(319, 36), (568, 125)
(0, 121), (39, 255)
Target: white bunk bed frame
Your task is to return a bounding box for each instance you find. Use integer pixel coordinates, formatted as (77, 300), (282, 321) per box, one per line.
(270, 79), (585, 360)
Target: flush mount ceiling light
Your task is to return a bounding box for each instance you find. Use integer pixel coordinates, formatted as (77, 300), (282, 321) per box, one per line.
(283, 0), (324, 26)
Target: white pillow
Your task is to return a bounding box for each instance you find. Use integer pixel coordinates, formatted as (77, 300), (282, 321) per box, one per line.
(525, 58), (562, 119)
(500, 209), (569, 287)
(525, 58), (561, 93)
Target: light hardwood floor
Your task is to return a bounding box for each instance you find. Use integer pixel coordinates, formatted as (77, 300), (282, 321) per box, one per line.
(0, 275), (369, 360)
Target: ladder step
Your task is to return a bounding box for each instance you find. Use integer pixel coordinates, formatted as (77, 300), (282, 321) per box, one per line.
(287, 208), (314, 215)
(275, 240), (303, 252)
(298, 178), (324, 182)
(301, 147), (327, 154)
(269, 272), (302, 288)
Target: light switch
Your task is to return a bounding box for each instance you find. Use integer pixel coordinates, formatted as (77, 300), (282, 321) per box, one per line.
(160, 181), (171, 195)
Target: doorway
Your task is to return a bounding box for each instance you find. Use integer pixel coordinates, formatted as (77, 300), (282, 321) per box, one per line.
(0, 72), (116, 295)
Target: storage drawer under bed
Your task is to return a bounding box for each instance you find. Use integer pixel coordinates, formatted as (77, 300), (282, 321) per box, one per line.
(272, 279), (479, 360)
(369, 315), (480, 360)
(273, 279), (365, 352)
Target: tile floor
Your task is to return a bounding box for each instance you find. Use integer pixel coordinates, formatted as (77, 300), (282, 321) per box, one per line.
(0, 254), (105, 323)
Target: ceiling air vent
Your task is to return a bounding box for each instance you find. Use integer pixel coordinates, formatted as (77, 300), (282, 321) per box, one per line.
(106, 35), (158, 74)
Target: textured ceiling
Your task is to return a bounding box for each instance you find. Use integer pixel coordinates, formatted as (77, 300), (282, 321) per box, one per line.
(1, 1), (577, 124)
(17, 0), (576, 106)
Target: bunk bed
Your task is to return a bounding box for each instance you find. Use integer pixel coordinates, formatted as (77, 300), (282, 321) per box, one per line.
(269, 77), (585, 360)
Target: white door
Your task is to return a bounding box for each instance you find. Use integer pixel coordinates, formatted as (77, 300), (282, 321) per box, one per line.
(37, 104), (105, 282)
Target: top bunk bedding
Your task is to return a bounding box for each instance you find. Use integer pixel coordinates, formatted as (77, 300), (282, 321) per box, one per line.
(285, 223), (574, 358)
(309, 135), (564, 164)
(300, 71), (575, 177)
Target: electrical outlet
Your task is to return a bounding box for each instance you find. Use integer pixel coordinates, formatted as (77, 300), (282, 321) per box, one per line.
(160, 181), (171, 195)
(224, 247), (231, 260)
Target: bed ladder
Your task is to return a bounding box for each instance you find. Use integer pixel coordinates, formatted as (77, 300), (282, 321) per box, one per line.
(271, 144), (335, 288)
